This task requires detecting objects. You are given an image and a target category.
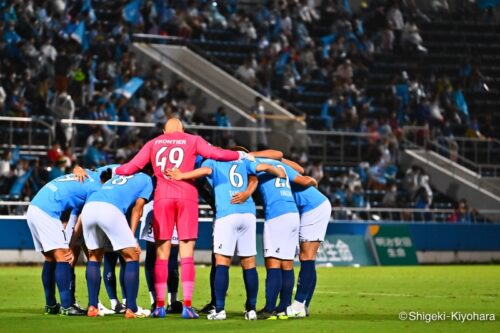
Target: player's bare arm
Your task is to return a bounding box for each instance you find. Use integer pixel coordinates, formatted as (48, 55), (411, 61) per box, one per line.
(231, 175), (258, 204)
(249, 149), (284, 160)
(130, 198), (147, 255)
(282, 158), (305, 174)
(165, 166), (212, 180)
(293, 175), (318, 188)
(256, 163), (286, 178)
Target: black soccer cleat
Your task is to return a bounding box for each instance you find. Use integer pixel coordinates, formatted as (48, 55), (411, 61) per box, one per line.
(199, 302), (215, 314)
(257, 308), (278, 320)
(167, 300), (183, 314)
(59, 304), (86, 316)
(44, 304), (61, 315)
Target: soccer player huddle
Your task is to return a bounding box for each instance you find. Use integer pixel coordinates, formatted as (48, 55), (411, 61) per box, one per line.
(26, 118), (332, 320)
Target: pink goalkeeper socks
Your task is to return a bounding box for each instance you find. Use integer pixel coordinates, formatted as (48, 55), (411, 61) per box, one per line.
(180, 257), (195, 307)
(154, 259), (168, 307)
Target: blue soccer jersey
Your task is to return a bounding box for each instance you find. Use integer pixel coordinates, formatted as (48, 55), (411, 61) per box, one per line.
(87, 173), (153, 213)
(202, 159), (258, 219)
(30, 172), (102, 219)
(280, 163), (328, 214)
(255, 158), (298, 220)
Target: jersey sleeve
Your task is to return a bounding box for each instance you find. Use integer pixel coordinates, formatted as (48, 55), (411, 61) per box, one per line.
(116, 140), (153, 175)
(282, 163), (300, 182)
(245, 160), (258, 175)
(195, 136), (240, 161)
(138, 176), (154, 201)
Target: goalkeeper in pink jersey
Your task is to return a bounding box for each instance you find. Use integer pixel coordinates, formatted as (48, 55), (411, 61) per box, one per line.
(115, 119), (252, 319)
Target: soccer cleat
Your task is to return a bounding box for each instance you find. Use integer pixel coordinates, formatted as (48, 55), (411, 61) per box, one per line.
(256, 309), (277, 320)
(286, 301), (307, 318)
(60, 304), (87, 316)
(86, 306), (100, 317)
(113, 302), (126, 314)
(244, 309), (257, 320)
(150, 306), (167, 318)
(44, 304), (60, 315)
(200, 302), (215, 314)
(277, 311), (289, 320)
(207, 309), (226, 320)
(181, 306), (199, 319)
(167, 300), (183, 314)
(125, 307), (151, 319)
(98, 302), (115, 315)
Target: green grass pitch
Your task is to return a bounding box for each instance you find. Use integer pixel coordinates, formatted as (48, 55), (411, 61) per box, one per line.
(0, 265), (498, 333)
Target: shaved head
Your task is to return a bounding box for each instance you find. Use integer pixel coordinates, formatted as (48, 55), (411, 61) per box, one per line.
(164, 118), (184, 134)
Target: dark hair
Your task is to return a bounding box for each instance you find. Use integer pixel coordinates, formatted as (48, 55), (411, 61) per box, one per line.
(100, 168), (113, 183)
(230, 145), (249, 153)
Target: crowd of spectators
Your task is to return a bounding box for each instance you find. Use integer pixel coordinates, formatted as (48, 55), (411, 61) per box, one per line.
(0, 0), (493, 222)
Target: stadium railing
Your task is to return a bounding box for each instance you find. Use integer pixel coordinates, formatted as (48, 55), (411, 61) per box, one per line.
(1, 200), (497, 223)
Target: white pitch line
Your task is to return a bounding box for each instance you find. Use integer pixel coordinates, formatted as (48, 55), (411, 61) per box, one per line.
(314, 290), (497, 299)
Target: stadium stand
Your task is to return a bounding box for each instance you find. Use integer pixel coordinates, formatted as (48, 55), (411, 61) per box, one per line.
(0, 0), (499, 223)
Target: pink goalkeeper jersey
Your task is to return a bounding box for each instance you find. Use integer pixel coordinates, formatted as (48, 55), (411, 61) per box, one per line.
(115, 132), (240, 200)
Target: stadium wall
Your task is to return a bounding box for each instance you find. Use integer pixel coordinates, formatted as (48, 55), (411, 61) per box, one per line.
(1, 217), (499, 265)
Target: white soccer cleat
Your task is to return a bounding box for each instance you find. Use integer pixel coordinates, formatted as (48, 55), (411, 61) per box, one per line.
(136, 306), (151, 318)
(245, 310), (257, 320)
(286, 301), (307, 318)
(98, 302), (116, 316)
(207, 309), (227, 320)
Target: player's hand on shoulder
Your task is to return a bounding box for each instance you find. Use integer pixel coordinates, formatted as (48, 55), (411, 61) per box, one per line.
(72, 165), (89, 182)
(238, 151), (255, 162)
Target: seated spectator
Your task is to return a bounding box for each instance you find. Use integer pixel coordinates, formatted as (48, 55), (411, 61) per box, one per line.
(235, 58), (257, 87)
(401, 21), (427, 53)
(448, 199), (475, 224)
(84, 139), (106, 168)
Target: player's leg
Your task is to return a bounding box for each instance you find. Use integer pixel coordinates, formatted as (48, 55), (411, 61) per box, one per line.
(26, 206), (72, 315)
(176, 199), (200, 319)
(120, 247), (148, 318)
(200, 251), (216, 314)
(260, 257), (282, 319)
(238, 213), (258, 320)
(276, 260), (295, 317)
(288, 241), (320, 317)
(289, 201), (331, 318)
(167, 244), (183, 313)
(97, 203), (149, 319)
(118, 254), (127, 306)
(86, 248), (105, 317)
(151, 199), (175, 317)
(40, 253), (58, 314)
(260, 212), (299, 319)
(207, 254), (231, 320)
(103, 251), (120, 310)
(241, 256), (258, 320)
(144, 240), (157, 309)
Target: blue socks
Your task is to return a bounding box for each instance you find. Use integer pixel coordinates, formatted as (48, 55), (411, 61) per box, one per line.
(264, 268), (282, 312)
(119, 255), (127, 300)
(214, 265), (229, 312)
(86, 261), (101, 308)
(168, 246), (179, 295)
(306, 269), (317, 307)
(124, 261), (140, 312)
(42, 261), (56, 306)
(295, 260), (315, 303)
(55, 262), (72, 308)
(276, 269), (294, 313)
(243, 268), (258, 311)
(103, 252), (118, 301)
